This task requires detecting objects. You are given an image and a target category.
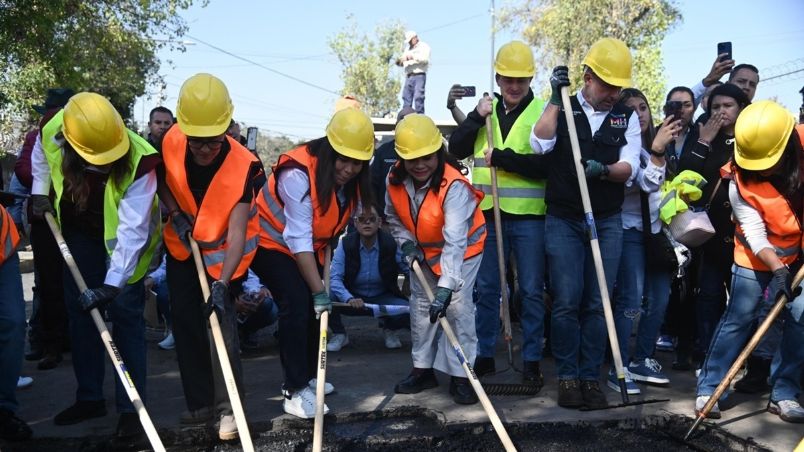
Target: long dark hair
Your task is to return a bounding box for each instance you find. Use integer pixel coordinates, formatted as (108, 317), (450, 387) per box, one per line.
(388, 146), (467, 194)
(307, 137), (374, 214)
(618, 88), (655, 151)
(738, 128), (802, 197)
(58, 132), (131, 213)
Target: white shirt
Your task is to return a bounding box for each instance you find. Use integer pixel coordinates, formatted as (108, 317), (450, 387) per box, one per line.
(384, 176), (477, 291)
(621, 149), (666, 233)
(402, 41), (430, 75)
(729, 180), (773, 255)
(529, 91), (641, 182)
(31, 133), (157, 288)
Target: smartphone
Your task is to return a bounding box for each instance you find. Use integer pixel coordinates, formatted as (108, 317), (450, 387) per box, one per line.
(717, 42), (732, 62)
(460, 85), (477, 97)
(665, 100), (683, 121)
(246, 127), (258, 152)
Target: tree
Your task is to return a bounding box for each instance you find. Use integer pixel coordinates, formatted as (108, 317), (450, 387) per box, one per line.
(0, 0), (203, 153)
(499, 0), (682, 116)
(328, 15), (405, 117)
(255, 131), (301, 170)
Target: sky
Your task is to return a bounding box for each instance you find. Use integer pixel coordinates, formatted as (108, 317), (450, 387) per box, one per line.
(132, 0), (804, 140)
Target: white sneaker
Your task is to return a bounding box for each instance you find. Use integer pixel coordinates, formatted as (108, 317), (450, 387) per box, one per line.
(158, 332), (175, 350)
(283, 387), (329, 419)
(16, 376), (33, 389)
(383, 329), (402, 349)
(768, 399), (804, 423)
(218, 414), (238, 440)
(695, 395), (721, 419)
(308, 378), (335, 395)
(326, 333), (349, 352)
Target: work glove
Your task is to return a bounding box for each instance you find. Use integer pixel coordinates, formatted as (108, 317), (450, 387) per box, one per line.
(549, 65), (570, 106)
(584, 160), (607, 179)
(205, 280), (228, 318)
(401, 240), (424, 265)
(429, 286), (453, 324)
(312, 291), (333, 319)
(170, 211), (193, 240)
(768, 267), (802, 303)
(78, 284), (120, 312)
(31, 194), (54, 219)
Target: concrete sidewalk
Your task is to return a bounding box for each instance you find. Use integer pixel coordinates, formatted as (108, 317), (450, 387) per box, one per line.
(9, 273), (803, 450)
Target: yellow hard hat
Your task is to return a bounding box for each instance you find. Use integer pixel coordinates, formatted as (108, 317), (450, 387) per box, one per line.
(394, 114), (442, 160)
(582, 37), (633, 87)
(176, 73), (234, 137)
(494, 41), (535, 78)
(62, 92), (130, 166)
(734, 100), (795, 171)
(325, 107), (375, 161)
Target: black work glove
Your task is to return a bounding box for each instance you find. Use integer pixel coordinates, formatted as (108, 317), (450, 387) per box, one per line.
(768, 267), (802, 303)
(312, 291), (333, 319)
(401, 240), (424, 265)
(584, 160), (607, 179)
(170, 211), (193, 240)
(549, 65), (570, 106)
(31, 194), (54, 219)
(205, 280), (228, 318)
(78, 284), (120, 312)
(429, 286), (453, 324)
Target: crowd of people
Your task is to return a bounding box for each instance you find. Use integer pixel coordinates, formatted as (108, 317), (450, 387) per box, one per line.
(1, 36), (803, 445)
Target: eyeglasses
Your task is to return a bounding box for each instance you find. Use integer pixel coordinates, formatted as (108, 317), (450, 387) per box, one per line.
(355, 216), (378, 224)
(188, 138), (225, 151)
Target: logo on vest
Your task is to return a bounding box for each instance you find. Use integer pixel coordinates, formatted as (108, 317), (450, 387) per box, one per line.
(609, 114), (627, 129)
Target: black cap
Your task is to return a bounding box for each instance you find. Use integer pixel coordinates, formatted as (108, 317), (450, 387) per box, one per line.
(32, 88), (75, 114)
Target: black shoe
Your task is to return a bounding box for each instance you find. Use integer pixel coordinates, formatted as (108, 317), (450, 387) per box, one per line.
(734, 356), (771, 394)
(672, 350), (692, 371)
(25, 348), (43, 362)
(37, 352), (62, 370)
(557, 379), (584, 408)
(450, 377), (478, 405)
(394, 369), (438, 394)
(0, 409), (32, 441)
(580, 380), (609, 409)
(54, 400), (107, 425)
(523, 361), (544, 392)
(115, 413), (145, 439)
(473, 357), (496, 377)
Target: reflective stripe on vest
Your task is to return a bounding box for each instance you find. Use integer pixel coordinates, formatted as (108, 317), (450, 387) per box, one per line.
(0, 206), (20, 265)
(41, 112), (159, 283)
(387, 163), (487, 276)
(471, 96), (545, 215)
(729, 163), (804, 272)
(162, 126), (260, 280)
(256, 145), (353, 264)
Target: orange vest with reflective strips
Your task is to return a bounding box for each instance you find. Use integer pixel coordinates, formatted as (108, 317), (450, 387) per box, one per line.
(387, 164), (487, 275)
(256, 145), (353, 265)
(0, 205), (20, 267)
(723, 162), (803, 272)
(162, 127), (260, 280)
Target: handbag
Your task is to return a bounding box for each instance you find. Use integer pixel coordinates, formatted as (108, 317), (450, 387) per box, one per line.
(641, 190), (678, 271)
(668, 177), (721, 247)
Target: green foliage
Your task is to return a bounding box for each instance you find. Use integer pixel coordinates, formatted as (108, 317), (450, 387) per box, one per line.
(0, 0), (203, 148)
(328, 15), (405, 117)
(499, 0), (682, 116)
(255, 132), (302, 171)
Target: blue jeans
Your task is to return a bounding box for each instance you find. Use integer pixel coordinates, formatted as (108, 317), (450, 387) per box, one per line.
(697, 265), (804, 401)
(330, 292), (410, 334)
(402, 73), (426, 114)
(0, 253), (25, 413)
(475, 218), (546, 362)
(62, 226), (147, 413)
(614, 228), (672, 364)
(546, 214), (622, 380)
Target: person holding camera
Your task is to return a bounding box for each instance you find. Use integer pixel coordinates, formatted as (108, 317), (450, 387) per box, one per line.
(447, 41), (547, 388)
(695, 100), (804, 423)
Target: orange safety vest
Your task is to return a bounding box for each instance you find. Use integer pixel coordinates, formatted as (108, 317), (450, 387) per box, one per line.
(256, 145), (353, 264)
(0, 205), (20, 267)
(724, 162), (804, 272)
(387, 163), (487, 275)
(162, 126), (260, 280)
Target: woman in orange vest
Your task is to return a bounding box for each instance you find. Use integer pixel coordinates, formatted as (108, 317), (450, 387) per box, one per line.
(0, 204), (31, 440)
(251, 107), (375, 419)
(695, 101), (804, 423)
(159, 74), (264, 440)
(385, 114), (486, 405)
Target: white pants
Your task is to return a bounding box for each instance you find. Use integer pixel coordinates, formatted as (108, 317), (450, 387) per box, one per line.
(409, 255), (481, 377)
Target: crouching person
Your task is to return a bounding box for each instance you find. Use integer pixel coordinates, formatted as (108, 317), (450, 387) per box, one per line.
(386, 114), (486, 405)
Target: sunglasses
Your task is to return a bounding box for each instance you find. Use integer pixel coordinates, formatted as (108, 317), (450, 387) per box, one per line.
(188, 138), (225, 151)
